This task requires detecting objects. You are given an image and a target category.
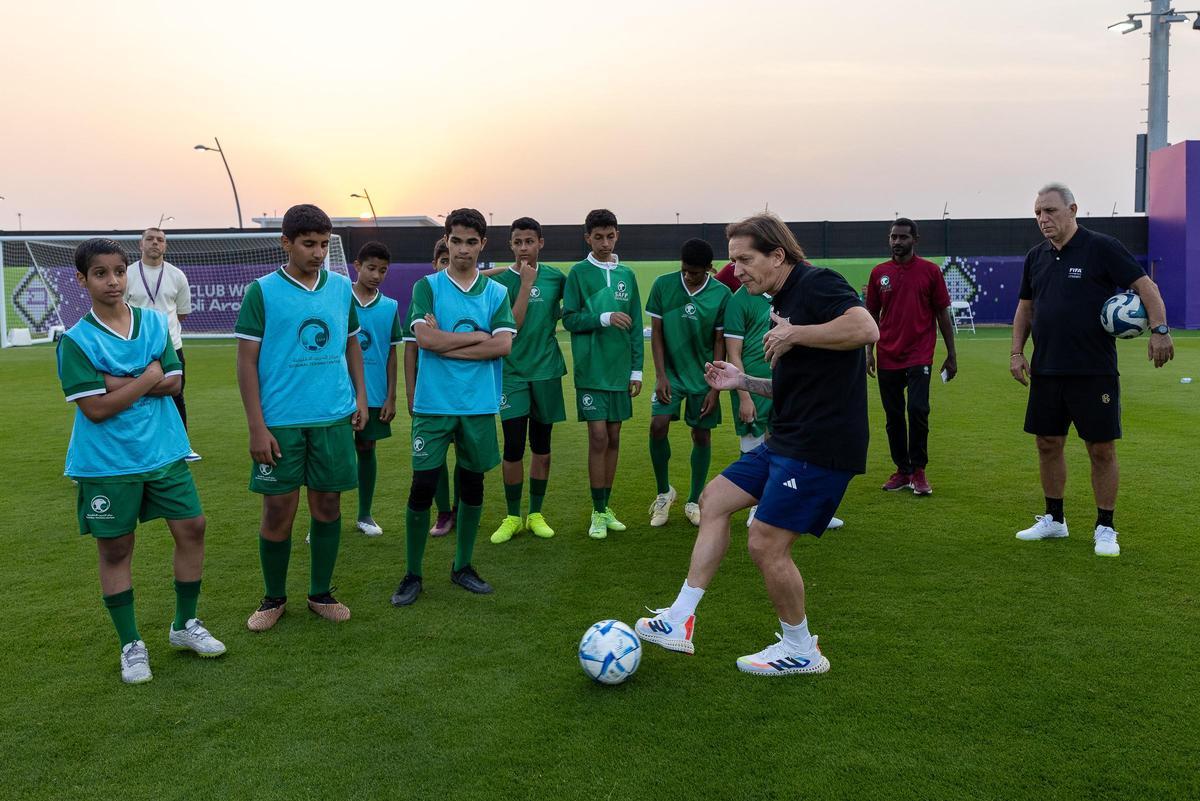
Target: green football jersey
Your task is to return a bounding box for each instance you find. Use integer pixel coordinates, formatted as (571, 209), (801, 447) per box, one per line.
(723, 287), (772, 379)
(646, 273), (731, 394)
(489, 264), (567, 382)
(562, 256), (644, 392)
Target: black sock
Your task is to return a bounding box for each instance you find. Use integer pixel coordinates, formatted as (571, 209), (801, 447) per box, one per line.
(1097, 508), (1114, 529)
(1045, 497), (1064, 523)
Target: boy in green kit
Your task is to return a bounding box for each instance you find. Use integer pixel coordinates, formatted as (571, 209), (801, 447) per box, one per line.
(647, 239), (730, 527)
(235, 204), (368, 631)
(58, 238), (225, 684)
(404, 238), (459, 537)
(562, 209), (644, 539)
(485, 217), (567, 543)
(351, 241), (403, 537)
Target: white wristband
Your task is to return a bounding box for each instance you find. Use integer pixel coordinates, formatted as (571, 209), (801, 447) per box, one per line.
(600, 312), (613, 327)
(630, 371), (643, 382)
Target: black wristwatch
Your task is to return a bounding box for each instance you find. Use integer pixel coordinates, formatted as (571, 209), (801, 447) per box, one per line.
(1151, 324), (1170, 336)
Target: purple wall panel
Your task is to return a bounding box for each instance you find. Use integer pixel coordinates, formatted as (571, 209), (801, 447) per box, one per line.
(1148, 140), (1198, 329)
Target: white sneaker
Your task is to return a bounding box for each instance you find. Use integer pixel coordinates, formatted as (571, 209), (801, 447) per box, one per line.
(649, 486), (677, 527)
(683, 502), (701, 526)
(120, 640), (153, 684)
(185, 451), (202, 462)
(1094, 525), (1120, 557)
(746, 505), (757, 527)
(356, 517), (383, 537)
(1015, 515), (1069, 541)
(635, 608), (695, 654)
(826, 516), (844, 530)
(169, 618), (227, 657)
(736, 633), (829, 676)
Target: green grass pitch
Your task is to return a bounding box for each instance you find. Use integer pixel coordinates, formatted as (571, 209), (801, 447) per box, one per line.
(1, 322), (1197, 800)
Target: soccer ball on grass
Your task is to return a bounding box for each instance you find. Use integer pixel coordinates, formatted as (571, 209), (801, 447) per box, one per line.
(578, 619), (641, 685)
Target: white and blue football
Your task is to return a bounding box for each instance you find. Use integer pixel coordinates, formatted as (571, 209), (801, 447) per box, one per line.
(1100, 292), (1148, 339)
(579, 619), (641, 685)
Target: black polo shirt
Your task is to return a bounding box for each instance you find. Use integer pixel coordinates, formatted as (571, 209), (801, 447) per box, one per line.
(1019, 226), (1145, 376)
(767, 262), (869, 474)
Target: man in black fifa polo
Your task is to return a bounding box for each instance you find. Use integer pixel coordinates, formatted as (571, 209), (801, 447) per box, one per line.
(1010, 183), (1174, 557)
(636, 213), (879, 676)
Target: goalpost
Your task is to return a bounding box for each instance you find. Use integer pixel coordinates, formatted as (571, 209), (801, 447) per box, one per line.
(0, 232), (350, 347)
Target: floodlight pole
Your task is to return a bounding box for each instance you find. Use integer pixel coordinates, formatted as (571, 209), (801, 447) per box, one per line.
(1148, 0), (1171, 152)
(194, 138), (243, 229)
(351, 190), (378, 225)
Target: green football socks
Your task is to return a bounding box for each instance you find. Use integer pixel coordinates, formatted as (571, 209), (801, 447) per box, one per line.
(434, 463), (451, 512)
(650, 436), (671, 494)
(591, 487), (606, 514)
(504, 481), (522, 516)
(454, 503), (483, 571)
(172, 579), (201, 630)
(259, 535), (291, 598)
(406, 506), (430, 577)
(689, 443), (712, 504)
(529, 477), (548, 514)
(308, 517), (341, 596)
(357, 449), (377, 519)
(103, 588), (140, 647)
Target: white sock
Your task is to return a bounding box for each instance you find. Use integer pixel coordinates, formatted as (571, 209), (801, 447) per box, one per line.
(666, 580), (704, 623)
(739, 434), (764, 453)
(780, 617), (814, 652)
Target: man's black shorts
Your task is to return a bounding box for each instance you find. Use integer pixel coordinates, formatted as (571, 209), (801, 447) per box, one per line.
(1024, 374), (1121, 442)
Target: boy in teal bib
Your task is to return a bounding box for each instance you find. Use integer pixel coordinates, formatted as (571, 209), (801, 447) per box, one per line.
(235, 204), (368, 632)
(350, 241), (403, 537)
(58, 239), (225, 684)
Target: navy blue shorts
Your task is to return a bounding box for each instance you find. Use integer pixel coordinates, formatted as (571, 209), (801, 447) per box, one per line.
(720, 445), (853, 536)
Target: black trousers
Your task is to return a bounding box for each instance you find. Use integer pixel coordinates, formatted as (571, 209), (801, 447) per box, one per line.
(174, 347), (188, 429)
(877, 365), (931, 473)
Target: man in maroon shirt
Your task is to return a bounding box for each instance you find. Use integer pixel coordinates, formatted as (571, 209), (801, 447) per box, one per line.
(714, 261), (742, 292)
(865, 218), (957, 495)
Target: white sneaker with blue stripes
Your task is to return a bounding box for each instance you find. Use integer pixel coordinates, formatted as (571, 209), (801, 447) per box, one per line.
(736, 633), (829, 676)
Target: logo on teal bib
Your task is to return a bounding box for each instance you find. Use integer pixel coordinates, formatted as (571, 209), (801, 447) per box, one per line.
(298, 318), (331, 352)
(357, 329), (373, 353)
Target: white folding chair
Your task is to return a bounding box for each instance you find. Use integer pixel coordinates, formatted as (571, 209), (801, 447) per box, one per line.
(950, 300), (975, 334)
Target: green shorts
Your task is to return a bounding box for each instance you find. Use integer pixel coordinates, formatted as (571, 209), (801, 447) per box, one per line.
(250, 421), (357, 495)
(500, 377), (567, 424)
(357, 407), (393, 442)
(731, 391), (773, 438)
(411, 414), (500, 473)
(576, 389), (633, 423)
(651, 386), (723, 430)
(76, 459), (202, 538)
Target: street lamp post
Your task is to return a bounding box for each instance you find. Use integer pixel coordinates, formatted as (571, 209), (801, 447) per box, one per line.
(193, 138), (243, 228)
(1109, 3), (1200, 209)
(158, 214), (175, 228)
(350, 189), (378, 225)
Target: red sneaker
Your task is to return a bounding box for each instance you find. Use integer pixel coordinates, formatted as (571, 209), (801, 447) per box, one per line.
(911, 469), (932, 496)
(881, 471), (913, 492)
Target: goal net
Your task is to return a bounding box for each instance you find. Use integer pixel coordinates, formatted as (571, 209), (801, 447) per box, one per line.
(1, 232), (349, 347)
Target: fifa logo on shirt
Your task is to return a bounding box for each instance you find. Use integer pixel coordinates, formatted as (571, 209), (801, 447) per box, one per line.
(298, 318), (331, 352)
(413, 436), (426, 454)
(581, 393), (595, 408)
(90, 495), (111, 514)
(614, 281), (629, 301)
(357, 329), (373, 353)
(1068, 267), (1083, 279)
(684, 303), (697, 317)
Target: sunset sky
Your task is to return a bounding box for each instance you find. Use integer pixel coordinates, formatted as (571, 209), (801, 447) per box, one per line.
(2, 0), (1197, 230)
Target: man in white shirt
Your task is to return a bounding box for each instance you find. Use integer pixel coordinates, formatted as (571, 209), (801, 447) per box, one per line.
(126, 227), (200, 461)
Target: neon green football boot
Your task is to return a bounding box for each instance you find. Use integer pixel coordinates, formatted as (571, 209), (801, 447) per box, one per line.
(489, 515), (523, 544)
(526, 513), (555, 539)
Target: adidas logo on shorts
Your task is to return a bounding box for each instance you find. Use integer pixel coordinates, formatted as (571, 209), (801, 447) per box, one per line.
(783, 478), (798, 490)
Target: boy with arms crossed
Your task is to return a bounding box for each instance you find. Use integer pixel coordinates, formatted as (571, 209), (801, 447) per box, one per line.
(351, 241), (403, 537)
(59, 238), (224, 684)
(391, 208), (515, 606)
(487, 217), (568, 543)
(235, 204), (368, 631)
(562, 209), (644, 539)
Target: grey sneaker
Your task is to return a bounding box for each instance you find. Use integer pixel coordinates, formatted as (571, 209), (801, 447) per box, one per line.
(169, 618), (227, 657)
(120, 640), (153, 684)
